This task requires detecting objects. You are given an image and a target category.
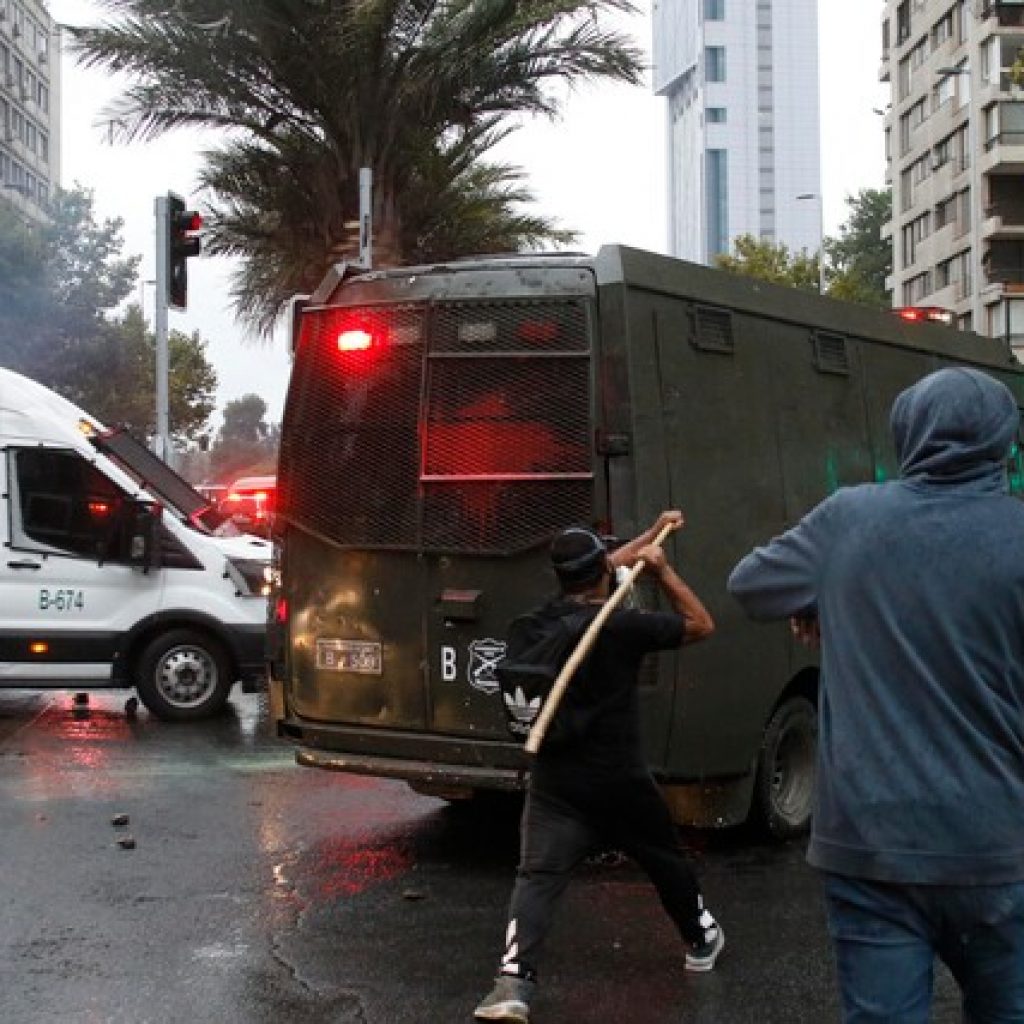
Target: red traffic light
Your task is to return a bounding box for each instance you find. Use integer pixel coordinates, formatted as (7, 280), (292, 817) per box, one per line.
(174, 211), (203, 234)
(166, 193), (203, 310)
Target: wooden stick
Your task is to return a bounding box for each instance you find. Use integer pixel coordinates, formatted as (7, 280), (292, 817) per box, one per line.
(524, 522), (676, 755)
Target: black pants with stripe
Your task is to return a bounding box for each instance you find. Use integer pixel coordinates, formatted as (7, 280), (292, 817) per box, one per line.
(498, 770), (712, 981)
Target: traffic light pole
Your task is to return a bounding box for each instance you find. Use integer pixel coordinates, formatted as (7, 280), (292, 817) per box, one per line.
(153, 194), (170, 462)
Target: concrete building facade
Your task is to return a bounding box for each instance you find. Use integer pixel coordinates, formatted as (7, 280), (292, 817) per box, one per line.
(881, 0), (1024, 351)
(652, 0), (822, 266)
(0, 0), (60, 221)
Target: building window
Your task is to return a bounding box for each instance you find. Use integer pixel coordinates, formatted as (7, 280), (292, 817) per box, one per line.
(901, 213), (931, 269)
(910, 37), (928, 70)
(911, 153), (931, 186)
(897, 1), (911, 44)
(900, 167), (914, 212)
(935, 193), (957, 229)
(902, 271), (933, 305)
(706, 106), (727, 124)
(704, 0), (725, 20)
(898, 56), (912, 101)
(705, 46), (726, 83)
(981, 36), (997, 86)
(706, 149), (728, 259)
(935, 72), (955, 109)
(932, 11), (953, 49)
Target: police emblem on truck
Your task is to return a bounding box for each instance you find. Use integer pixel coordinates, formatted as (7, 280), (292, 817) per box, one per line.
(467, 638), (506, 695)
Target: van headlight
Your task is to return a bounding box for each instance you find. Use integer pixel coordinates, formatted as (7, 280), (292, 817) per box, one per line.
(225, 557), (272, 597)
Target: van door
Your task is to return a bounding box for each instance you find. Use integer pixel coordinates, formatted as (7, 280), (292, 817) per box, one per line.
(0, 447), (165, 684)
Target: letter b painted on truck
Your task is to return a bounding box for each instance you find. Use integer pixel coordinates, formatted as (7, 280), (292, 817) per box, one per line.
(440, 645), (457, 682)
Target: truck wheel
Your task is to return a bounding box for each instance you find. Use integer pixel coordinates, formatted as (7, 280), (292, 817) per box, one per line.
(135, 629), (234, 722)
(754, 695), (817, 840)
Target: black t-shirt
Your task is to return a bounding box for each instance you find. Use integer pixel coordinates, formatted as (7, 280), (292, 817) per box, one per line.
(532, 597), (684, 784)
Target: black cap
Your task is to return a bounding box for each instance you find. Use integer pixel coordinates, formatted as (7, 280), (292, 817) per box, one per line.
(551, 527), (608, 588)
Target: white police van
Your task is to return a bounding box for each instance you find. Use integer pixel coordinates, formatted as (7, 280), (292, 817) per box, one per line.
(0, 368), (272, 720)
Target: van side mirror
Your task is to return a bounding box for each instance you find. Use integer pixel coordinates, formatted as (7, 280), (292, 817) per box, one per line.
(128, 503), (163, 572)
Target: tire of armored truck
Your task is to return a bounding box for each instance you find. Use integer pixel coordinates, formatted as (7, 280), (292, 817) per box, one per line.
(753, 695), (817, 840)
(134, 628), (234, 722)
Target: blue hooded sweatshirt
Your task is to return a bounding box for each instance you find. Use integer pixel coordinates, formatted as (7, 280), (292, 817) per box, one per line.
(728, 367), (1024, 884)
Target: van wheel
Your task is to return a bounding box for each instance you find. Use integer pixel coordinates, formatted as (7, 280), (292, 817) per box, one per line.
(753, 695), (817, 840)
(135, 629), (233, 722)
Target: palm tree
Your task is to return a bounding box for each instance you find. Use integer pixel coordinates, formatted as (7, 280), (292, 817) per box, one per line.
(70, 0), (644, 333)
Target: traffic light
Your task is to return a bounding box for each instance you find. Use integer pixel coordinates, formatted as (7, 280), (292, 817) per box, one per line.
(166, 193), (202, 310)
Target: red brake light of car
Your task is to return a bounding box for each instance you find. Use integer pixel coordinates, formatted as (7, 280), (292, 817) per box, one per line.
(88, 501), (111, 517)
(274, 597), (288, 624)
(893, 306), (954, 325)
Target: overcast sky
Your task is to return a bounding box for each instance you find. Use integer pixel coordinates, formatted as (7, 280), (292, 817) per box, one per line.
(46, 1), (889, 429)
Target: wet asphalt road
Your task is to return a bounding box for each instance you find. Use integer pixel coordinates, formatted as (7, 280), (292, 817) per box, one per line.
(0, 690), (964, 1024)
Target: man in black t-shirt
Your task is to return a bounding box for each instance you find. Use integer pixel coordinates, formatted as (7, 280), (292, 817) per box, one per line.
(474, 511), (724, 1024)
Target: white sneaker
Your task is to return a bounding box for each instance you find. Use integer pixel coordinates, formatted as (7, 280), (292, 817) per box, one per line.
(685, 925), (725, 972)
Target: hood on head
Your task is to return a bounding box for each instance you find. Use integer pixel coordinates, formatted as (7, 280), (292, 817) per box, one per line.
(890, 367), (1019, 483)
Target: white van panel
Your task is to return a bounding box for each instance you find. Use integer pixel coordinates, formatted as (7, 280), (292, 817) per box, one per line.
(0, 664), (111, 682)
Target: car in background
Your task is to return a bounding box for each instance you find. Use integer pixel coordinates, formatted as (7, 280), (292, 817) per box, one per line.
(221, 475), (276, 536)
(195, 482), (228, 504)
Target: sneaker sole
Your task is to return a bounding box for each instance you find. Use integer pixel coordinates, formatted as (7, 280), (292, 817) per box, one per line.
(473, 1004), (529, 1023)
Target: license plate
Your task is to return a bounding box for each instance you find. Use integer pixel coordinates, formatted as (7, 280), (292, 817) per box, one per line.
(316, 639), (383, 675)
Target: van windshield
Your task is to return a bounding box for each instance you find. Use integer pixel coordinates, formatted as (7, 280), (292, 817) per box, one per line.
(88, 428), (234, 535)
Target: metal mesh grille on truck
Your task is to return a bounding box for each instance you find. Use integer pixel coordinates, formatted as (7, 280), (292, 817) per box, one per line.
(279, 297), (593, 554)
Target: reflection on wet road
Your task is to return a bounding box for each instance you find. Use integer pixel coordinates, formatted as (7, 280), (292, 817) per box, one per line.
(0, 690), (963, 1023)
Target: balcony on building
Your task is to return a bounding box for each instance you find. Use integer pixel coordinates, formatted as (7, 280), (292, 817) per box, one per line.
(987, 238), (1024, 287)
(981, 100), (1024, 173)
(980, 1), (1024, 29)
(983, 175), (1024, 239)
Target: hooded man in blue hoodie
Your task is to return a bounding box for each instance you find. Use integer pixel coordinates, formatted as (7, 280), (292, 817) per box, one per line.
(728, 367), (1024, 1023)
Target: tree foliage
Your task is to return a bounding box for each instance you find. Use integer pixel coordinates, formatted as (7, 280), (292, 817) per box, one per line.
(69, 0), (645, 333)
(824, 188), (892, 308)
(0, 186), (138, 379)
(0, 187), (216, 444)
(714, 234), (821, 292)
(86, 306), (219, 444)
(713, 189), (892, 308)
(209, 393), (279, 480)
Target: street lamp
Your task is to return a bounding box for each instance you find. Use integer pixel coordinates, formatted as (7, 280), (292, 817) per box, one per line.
(937, 63), (984, 332)
(797, 192), (826, 294)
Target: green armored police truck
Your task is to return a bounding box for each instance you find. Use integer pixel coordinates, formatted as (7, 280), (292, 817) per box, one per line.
(269, 245), (1024, 838)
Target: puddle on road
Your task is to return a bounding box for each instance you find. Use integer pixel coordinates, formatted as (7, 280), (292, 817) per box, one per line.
(311, 836), (415, 899)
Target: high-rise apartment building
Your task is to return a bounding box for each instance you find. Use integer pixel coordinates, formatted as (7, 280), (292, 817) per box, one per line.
(652, 0), (822, 265)
(0, 0), (60, 221)
(881, 0), (1024, 350)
